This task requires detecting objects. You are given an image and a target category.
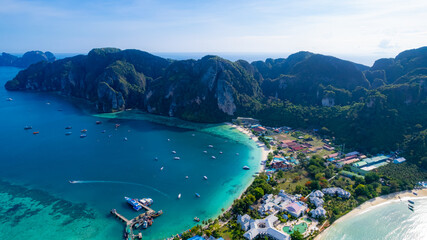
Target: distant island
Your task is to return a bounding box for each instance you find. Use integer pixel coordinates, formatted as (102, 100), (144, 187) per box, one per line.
(4, 47), (427, 170)
(0, 51), (55, 68)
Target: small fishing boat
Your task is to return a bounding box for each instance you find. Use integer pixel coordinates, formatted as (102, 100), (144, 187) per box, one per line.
(160, 166), (164, 171)
(65, 132), (72, 135)
(236, 153), (239, 156)
(195, 193), (200, 198)
(69, 180), (77, 184)
(211, 156), (216, 159)
(208, 145), (213, 148)
(142, 221), (148, 229)
(408, 204), (414, 208)
(154, 157), (158, 161)
(167, 138), (171, 141)
(185, 176), (189, 179)
(194, 217), (200, 222)
(413, 192), (418, 196)
(6, 97), (13, 101)
(124, 137), (128, 141)
(178, 193), (181, 199)
(101, 130), (106, 133)
(192, 134), (195, 136)
(243, 166), (250, 170)
(81, 129), (87, 133)
(80, 134), (87, 138)
(115, 124), (120, 128)
(408, 200), (415, 204)
(33, 131), (39, 135)
(174, 157), (180, 160)
(96, 121), (102, 125)
(203, 176), (208, 180)
(172, 150), (177, 154)
(219, 151), (223, 154)
(203, 150), (207, 153)
(65, 126), (72, 129)
(409, 207), (414, 211)
(24, 126), (32, 130)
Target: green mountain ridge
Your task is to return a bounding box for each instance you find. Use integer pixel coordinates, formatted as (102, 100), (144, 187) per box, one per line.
(4, 47), (427, 167)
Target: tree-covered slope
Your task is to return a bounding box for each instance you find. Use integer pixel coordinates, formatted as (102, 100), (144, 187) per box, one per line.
(4, 47), (427, 164)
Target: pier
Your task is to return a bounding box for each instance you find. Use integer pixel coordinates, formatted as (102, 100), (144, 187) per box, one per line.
(111, 205), (163, 240)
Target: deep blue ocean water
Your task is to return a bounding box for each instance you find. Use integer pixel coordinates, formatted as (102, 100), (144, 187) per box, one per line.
(0, 66), (262, 239)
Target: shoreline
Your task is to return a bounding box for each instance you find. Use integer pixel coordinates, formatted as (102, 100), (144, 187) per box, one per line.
(225, 122), (270, 173)
(220, 123), (270, 214)
(315, 188), (427, 239)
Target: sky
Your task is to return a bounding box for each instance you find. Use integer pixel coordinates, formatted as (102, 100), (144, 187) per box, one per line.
(0, 0), (427, 65)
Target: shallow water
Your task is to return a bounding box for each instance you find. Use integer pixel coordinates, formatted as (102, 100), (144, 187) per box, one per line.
(0, 66), (262, 239)
(320, 197), (427, 240)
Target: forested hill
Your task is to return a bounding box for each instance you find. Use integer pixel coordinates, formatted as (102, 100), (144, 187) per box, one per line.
(0, 51), (56, 68)
(4, 47), (427, 167)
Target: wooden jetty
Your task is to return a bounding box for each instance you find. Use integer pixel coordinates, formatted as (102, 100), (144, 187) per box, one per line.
(111, 205), (163, 240)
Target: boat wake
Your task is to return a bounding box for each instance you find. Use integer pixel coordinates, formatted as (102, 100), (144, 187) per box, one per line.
(71, 180), (170, 198)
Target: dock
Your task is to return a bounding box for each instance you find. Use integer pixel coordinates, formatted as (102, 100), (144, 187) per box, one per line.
(111, 204), (163, 240)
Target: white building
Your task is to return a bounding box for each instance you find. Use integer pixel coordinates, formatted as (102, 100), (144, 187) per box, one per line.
(322, 187), (351, 198)
(393, 157), (406, 164)
(237, 214), (252, 231)
(309, 190), (324, 198)
(284, 202), (307, 218)
(310, 197), (324, 208)
(237, 214), (290, 240)
(259, 193), (292, 215)
(279, 190), (297, 202)
(310, 207), (327, 219)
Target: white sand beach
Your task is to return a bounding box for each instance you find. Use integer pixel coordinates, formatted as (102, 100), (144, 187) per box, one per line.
(226, 122), (271, 172)
(315, 189), (427, 239)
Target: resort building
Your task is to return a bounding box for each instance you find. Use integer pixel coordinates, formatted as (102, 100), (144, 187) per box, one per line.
(322, 187), (351, 198)
(279, 190), (297, 202)
(309, 190), (324, 198)
(309, 197), (324, 208)
(259, 194), (293, 215)
(393, 157), (406, 164)
(310, 207), (327, 219)
(237, 214), (290, 240)
(284, 202), (307, 218)
(253, 126), (267, 133)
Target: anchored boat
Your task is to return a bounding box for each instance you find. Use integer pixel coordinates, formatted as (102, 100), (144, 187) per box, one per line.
(124, 197), (142, 211)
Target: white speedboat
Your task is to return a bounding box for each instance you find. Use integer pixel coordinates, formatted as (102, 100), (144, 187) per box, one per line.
(203, 176), (208, 180)
(211, 156), (216, 159)
(160, 166), (164, 171)
(124, 137), (128, 141)
(172, 150), (177, 154)
(174, 157), (180, 160)
(208, 145), (213, 148)
(203, 150), (207, 153)
(178, 193), (181, 199)
(185, 176), (189, 179)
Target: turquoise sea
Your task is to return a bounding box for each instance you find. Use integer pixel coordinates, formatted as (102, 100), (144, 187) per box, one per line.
(0, 66), (262, 239)
(320, 197), (427, 240)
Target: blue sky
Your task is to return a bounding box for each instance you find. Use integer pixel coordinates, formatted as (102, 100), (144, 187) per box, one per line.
(1, 0), (427, 65)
